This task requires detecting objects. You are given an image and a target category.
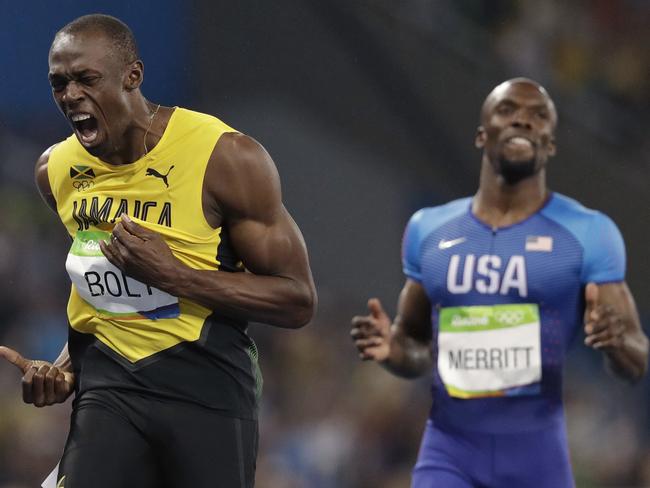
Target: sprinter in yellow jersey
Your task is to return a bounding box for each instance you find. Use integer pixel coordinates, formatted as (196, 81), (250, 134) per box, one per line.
(0, 14), (316, 488)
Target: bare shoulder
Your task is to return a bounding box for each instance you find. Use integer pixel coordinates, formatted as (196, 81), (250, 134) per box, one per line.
(212, 132), (279, 179)
(35, 143), (58, 172)
(34, 144), (59, 212)
(207, 133), (282, 220)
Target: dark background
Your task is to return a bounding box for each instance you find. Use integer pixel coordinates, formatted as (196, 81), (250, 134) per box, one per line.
(1, 1), (648, 486)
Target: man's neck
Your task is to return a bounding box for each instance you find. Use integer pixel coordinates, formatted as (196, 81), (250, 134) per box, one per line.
(99, 97), (163, 166)
(472, 157), (549, 229)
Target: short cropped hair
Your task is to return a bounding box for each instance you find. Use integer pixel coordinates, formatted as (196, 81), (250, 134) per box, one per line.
(54, 14), (139, 64)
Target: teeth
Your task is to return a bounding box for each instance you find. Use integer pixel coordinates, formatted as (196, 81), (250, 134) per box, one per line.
(71, 113), (91, 122)
(510, 137), (531, 144)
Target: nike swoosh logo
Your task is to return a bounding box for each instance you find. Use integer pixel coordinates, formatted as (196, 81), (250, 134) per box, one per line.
(438, 237), (466, 249)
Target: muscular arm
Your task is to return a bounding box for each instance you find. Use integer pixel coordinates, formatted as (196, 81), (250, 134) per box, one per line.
(584, 282), (648, 382)
(176, 133), (316, 327)
(105, 133), (316, 328)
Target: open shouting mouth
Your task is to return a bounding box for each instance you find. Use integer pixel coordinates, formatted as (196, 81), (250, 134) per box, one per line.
(69, 112), (99, 145)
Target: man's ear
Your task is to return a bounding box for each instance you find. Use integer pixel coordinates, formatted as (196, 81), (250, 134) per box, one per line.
(475, 126), (486, 149)
(125, 60), (144, 91)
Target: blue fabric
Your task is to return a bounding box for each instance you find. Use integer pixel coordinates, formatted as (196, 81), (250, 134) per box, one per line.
(401, 192), (626, 434)
(413, 421), (574, 487)
(540, 193), (625, 283)
(402, 198), (469, 283)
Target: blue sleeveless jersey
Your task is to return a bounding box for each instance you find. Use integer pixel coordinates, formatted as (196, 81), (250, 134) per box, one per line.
(402, 193), (625, 433)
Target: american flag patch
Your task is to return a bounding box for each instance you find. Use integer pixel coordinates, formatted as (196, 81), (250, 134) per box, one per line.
(526, 235), (553, 252)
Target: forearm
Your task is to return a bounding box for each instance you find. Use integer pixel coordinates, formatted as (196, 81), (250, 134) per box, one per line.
(163, 265), (316, 328)
(381, 328), (432, 379)
(605, 330), (649, 382)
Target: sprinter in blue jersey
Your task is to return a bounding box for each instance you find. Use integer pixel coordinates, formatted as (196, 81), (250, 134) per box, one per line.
(351, 78), (648, 487)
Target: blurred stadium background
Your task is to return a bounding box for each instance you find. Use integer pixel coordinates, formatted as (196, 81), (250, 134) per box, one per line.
(1, 1), (649, 486)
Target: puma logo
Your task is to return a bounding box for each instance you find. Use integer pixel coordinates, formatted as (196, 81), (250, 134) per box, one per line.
(146, 165), (174, 188)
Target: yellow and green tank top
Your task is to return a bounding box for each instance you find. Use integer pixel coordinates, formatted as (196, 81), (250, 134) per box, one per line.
(47, 108), (260, 417)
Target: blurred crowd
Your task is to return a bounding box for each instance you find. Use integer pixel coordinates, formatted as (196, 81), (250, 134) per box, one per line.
(490, 1), (648, 107)
(458, 0), (649, 155)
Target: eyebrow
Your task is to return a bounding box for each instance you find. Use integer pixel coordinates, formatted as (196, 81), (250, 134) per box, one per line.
(496, 98), (550, 111)
(48, 69), (100, 80)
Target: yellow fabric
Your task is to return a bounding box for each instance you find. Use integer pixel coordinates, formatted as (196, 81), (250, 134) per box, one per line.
(48, 108), (237, 362)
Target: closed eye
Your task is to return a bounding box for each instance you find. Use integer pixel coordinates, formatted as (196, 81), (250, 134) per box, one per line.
(80, 75), (100, 86)
(495, 102), (516, 115)
(49, 76), (67, 93)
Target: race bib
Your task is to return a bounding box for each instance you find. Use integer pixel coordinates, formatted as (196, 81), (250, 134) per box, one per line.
(65, 230), (180, 320)
(437, 304), (541, 399)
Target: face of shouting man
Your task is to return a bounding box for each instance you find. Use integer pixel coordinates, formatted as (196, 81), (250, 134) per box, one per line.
(48, 28), (149, 163)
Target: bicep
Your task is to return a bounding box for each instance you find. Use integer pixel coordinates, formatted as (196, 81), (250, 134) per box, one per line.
(394, 279), (432, 343)
(210, 133), (311, 281)
(228, 206), (312, 281)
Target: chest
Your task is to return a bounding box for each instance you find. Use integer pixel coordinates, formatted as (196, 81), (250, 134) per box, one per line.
(418, 217), (584, 307)
(58, 160), (203, 236)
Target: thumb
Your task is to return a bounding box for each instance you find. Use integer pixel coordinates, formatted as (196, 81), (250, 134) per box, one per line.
(0, 346), (31, 373)
(585, 283), (599, 312)
(367, 298), (387, 319)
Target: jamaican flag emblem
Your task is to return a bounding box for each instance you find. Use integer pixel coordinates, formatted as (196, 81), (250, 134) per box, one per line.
(70, 165), (96, 180)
